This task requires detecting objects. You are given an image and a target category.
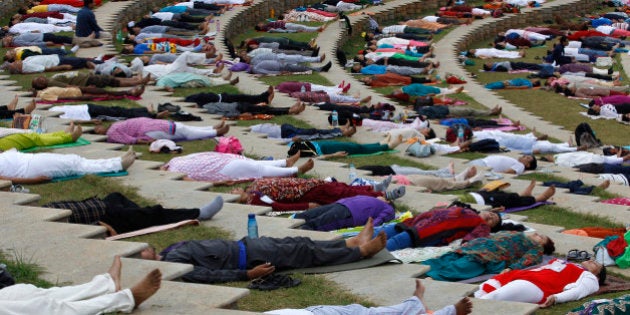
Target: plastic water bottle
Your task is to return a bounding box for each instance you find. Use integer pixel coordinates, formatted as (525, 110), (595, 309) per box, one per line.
(216, 19), (221, 33)
(348, 163), (357, 183)
(247, 213), (258, 238)
(457, 125), (465, 143)
(300, 84), (306, 93)
(331, 110), (339, 128)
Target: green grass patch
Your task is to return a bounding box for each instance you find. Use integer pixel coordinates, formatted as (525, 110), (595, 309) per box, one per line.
(233, 115), (315, 128)
(517, 173), (620, 200)
(258, 73), (333, 87)
(125, 225), (233, 250)
(0, 250), (53, 288)
(326, 153), (436, 170)
(518, 204), (624, 229)
(169, 84), (242, 98)
(226, 273), (374, 312)
(229, 22), (326, 51)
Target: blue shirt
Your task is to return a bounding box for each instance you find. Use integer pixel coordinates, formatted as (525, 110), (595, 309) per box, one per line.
(159, 6), (188, 13)
(360, 64), (387, 75)
(75, 6), (102, 37)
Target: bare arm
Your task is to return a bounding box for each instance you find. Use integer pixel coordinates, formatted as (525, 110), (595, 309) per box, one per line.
(0, 175), (51, 184)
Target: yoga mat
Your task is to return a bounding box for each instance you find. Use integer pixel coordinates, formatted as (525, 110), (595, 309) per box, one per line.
(503, 201), (554, 213)
(107, 220), (200, 240)
(21, 137), (91, 152)
(348, 149), (399, 157)
(597, 275), (630, 295)
(51, 170), (129, 182)
(279, 250), (400, 275)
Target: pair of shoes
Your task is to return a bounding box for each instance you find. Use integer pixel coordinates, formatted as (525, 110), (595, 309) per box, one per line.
(247, 274), (301, 291)
(158, 103), (181, 113)
(567, 249), (591, 261)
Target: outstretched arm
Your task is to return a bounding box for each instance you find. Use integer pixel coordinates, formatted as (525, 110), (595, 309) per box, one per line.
(0, 175), (51, 184)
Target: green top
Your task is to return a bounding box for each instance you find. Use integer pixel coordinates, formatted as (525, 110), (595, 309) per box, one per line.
(456, 231), (543, 270)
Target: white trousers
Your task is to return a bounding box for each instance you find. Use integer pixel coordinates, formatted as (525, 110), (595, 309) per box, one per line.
(250, 123), (282, 138)
(475, 279), (543, 304)
(146, 122), (217, 141)
(0, 274), (134, 315)
(220, 159), (298, 179)
(27, 153), (123, 178)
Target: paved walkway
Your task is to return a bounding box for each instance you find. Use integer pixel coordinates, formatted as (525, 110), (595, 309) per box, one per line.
(0, 0), (627, 314)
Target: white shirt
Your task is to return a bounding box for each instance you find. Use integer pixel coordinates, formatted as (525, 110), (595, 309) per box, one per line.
(382, 25), (407, 34)
(480, 155), (525, 174)
(49, 105), (91, 121)
(0, 149), (32, 178)
(422, 16), (439, 22)
(174, 1), (195, 7)
(22, 55), (60, 73)
(596, 25), (616, 35)
(9, 22), (72, 34)
(151, 12), (175, 21)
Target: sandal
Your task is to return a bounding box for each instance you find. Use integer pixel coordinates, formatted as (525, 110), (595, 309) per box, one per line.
(567, 249), (579, 261)
(247, 274), (301, 291)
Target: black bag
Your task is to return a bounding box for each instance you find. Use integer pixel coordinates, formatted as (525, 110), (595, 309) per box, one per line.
(414, 96), (433, 110)
(0, 264), (15, 289)
(288, 140), (318, 157)
(469, 139), (501, 152)
(575, 122), (602, 149)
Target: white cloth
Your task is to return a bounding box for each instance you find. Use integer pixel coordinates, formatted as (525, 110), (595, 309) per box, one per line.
(0, 149), (123, 179)
(476, 279), (544, 303)
(151, 12), (176, 21)
(553, 151), (624, 168)
(473, 130), (576, 154)
(470, 155), (525, 174)
(382, 25), (407, 34)
(266, 296), (456, 315)
(143, 51), (214, 78)
(596, 25), (616, 35)
(505, 29), (550, 41)
(309, 84), (342, 95)
(391, 164), (453, 177)
(250, 123), (282, 139)
(48, 104), (91, 121)
(474, 48), (522, 59)
(422, 16), (439, 22)
(0, 273), (134, 315)
(22, 54), (60, 73)
(220, 159), (297, 179)
(145, 122), (217, 141)
(9, 22), (72, 34)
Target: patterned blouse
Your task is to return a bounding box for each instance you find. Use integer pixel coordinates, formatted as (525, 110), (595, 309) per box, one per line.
(248, 177), (325, 201)
(164, 152), (249, 182)
(456, 231), (543, 270)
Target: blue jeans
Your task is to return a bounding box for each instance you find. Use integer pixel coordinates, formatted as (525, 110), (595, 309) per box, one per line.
(374, 224), (413, 251)
(543, 180), (593, 195)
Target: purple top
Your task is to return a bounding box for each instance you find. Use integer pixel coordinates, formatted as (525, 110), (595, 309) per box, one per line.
(337, 196), (394, 227)
(107, 117), (174, 144)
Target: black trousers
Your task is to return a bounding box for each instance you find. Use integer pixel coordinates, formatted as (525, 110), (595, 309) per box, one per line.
(43, 33), (73, 44)
(358, 165), (395, 176)
(87, 104), (154, 119)
(316, 103), (372, 114)
(477, 191), (535, 208)
(161, 20), (198, 30)
(244, 236), (361, 270)
(236, 103), (289, 115)
(100, 193), (199, 234)
(186, 91), (269, 106)
(0, 106), (24, 119)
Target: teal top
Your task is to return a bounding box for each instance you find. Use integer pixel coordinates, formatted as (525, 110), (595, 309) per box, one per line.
(456, 231), (543, 270)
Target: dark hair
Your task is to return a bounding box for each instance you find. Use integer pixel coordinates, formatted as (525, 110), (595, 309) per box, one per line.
(598, 265), (607, 285)
(490, 214), (503, 232)
(494, 221), (527, 233)
(254, 25), (263, 31)
(525, 155), (537, 170)
(84, 0), (93, 6)
(483, 64), (492, 71)
(542, 237), (555, 255)
(532, 80), (541, 87)
(121, 46), (134, 54)
(602, 146), (616, 156)
(623, 114), (630, 122)
(426, 128), (436, 140)
(587, 108), (599, 116)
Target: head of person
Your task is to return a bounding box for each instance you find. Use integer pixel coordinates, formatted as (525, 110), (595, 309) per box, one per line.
(230, 187), (248, 203)
(3, 49), (16, 62)
(1, 36), (13, 48)
(31, 76), (49, 90)
(140, 245), (159, 260)
(421, 127), (436, 140)
(532, 79), (541, 87)
(93, 123), (110, 135)
(7, 61), (22, 74)
(254, 23), (266, 31)
(527, 232), (555, 255)
(518, 154), (537, 170)
(360, 76), (373, 85)
(350, 64), (363, 73)
(121, 44), (135, 54)
(479, 211), (501, 231)
(559, 36), (568, 45)
(581, 260), (606, 285)
(483, 62), (493, 71)
(587, 104), (601, 116)
(467, 49), (475, 56)
(84, 0), (94, 9)
(622, 113), (630, 122)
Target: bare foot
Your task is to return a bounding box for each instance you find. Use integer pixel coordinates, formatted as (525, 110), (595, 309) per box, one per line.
(454, 297), (473, 315)
(230, 77), (239, 85)
(121, 147), (136, 170)
(490, 105), (502, 115)
(24, 99), (36, 114)
(535, 185), (555, 202)
(222, 70), (232, 80)
(71, 125), (82, 142)
(413, 279), (426, 302)
(380, 134), (391, 145)
(108, 256), (122, 291)
(288, 101), (305, 114)
(448, 162), (455, 177)
(320, 53), (326, 62)
(598, 179), (610, 190)
(214, 120), (226, 130)
(297, 158), (314, 174)
(130, 269), (162, 308)
(346, 217), (374, 248)
(267, 85), (274, 104)
(465, 166), (477, 180)
(359, 231), (386, 258)
(130, 86), (145, 97)
(215, 124), (230, 136)
(7, 95), (18, 111)
(65, 121), (75, 134)
(285, 151), (301, 167)
(360, 95), (372, 103)
(454, 86), (464, 93)
(214, 63), (225, 74)
(521, 179), (536, 197)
